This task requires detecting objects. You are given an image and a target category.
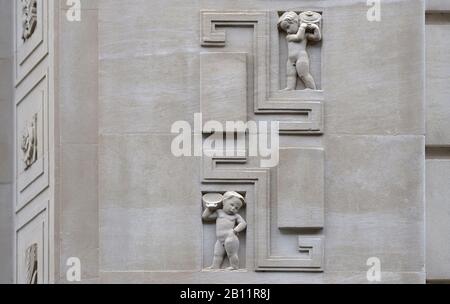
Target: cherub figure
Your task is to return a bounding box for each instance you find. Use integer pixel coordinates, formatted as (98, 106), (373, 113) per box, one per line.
(278, 11), (322, 90)
(202, 191), (247, 270)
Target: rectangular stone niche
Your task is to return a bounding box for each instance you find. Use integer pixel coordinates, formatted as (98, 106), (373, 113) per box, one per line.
(201, 191), (247, 270)
(278, 11), (323, 91)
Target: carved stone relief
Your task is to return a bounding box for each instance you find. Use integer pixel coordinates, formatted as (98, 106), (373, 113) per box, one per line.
(25, 243), (38, 284)
(201, 154), (324, 271)
(21, 113), (38, 170)
(200, 10), (324, 134)
(21, 0), (38, 42)
(278, 11), (322, 90)
(200, 10), (325, 272)
(202, 192), (247, 271)
(16, 202), (48, 284)
(16, 72), (49, 211)
(15, 0), (48, 83)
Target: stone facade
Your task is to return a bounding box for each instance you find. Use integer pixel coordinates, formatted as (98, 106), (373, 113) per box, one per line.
(0, 0), (449, 284)
(0, 0), (14, 285)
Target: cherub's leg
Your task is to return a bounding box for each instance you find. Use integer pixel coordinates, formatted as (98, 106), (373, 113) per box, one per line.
(224, 234), (240, 270)
(208, 240), (225, 269)
(283, 60), (297, 91)
(296, 57), (316, 90)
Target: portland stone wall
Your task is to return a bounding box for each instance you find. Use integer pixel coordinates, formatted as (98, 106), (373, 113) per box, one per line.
(96, 0), (425, 283)
(10, 0), (450, 284)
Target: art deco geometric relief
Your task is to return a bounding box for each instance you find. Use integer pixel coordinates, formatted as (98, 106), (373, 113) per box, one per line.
(16, 71), (49, 211)
(200, 10), (324, 134)
(298, 237), (324, 269)
(201, 154), (324, 272)
(200, 10), (325, 272)
(15, 0), (49, 83)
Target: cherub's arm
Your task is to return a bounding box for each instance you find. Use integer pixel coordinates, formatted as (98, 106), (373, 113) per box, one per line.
(233, 214), (247, 233)
(202, 207), (218, 221)
(286, 23), (308, 42)
(306, 24), (322, 42)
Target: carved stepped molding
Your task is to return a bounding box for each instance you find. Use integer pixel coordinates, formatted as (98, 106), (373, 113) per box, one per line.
(202, 154), (324, 271)
(200, 9), (325, 272)
(200, 10), (323, 134)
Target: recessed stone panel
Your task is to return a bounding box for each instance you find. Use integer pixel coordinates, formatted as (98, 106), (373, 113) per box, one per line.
(16, 201), (48, 284)
(99, 134), (201, 271)
(15, 71), (49, 211)
(14, 0), (49, 84)
(426, 159), (450, 280)
(200, 52), (247, 131)
(426, 13), (450, 146)
(277, 148), (324, 229)
(325, 135), (424, 273)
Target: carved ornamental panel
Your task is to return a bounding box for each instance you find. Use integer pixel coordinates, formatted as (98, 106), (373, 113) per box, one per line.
(21, 0), (38, 42)
(15, 71), (49, 212)
(15, 0), (49, 83)
(200, 10), (326, 272)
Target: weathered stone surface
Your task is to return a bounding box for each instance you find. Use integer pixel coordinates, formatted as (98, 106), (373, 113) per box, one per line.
(60, 8), (98, 145)
(0, 96), (13, 184)
(99, 0), (200, 60)
(0, 0), (12, 56)
(200, 52), (247, 129)
(99, 134), (201, 271)
(60, 144), (99, 280)
(99, 54), (200, 134)
(426, 13), (450, 146)
(0, 184), (13, 284)
(325, 135), (424, 274)
(277, 148), (324, 229)
(324, 0), (425, 135)
(0, 0), (436, 284)
(427, 0), (450, 11)
(426, 159), (450, 281)
(58, 1), (101, 282)
(95, 0), (426, 283)
(424, 1), (450, 282)
(98, 270), (424, 284)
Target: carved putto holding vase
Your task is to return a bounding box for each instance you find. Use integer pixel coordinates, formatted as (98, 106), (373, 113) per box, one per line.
(202, 192), (247, 271)
(21, 0), (38, 41)
(278, 11), (322, 90)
